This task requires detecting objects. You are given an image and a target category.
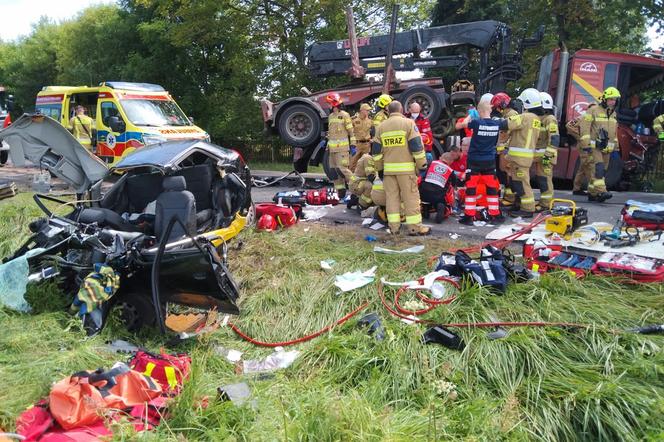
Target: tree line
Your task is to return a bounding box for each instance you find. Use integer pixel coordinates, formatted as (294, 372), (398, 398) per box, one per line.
(0, 0), (661, 146)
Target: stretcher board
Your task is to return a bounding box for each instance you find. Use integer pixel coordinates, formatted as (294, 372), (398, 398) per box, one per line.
(485, 222), (664, 260)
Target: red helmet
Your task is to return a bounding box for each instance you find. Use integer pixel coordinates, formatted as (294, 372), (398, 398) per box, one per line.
(257, 214), (277, 231)
(325, 92), (343, 108)
(490, 92), (511, 110)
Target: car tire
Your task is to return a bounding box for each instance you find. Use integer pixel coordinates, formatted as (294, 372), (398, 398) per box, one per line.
(322, 149), (339, 181)
(115, 292), (157, 332)
(398, 86), (443, 123)
(278, 104), (322, 147)
(0, 150), (7, 165)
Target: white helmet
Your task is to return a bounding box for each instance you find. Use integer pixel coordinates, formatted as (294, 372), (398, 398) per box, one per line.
(540, 92), (554, 110)
(479, 93), (494, 104)
(518, 88), (542, 110)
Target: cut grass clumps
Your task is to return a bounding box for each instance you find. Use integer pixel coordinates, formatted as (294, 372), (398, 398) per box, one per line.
(1, 196), (663, 440)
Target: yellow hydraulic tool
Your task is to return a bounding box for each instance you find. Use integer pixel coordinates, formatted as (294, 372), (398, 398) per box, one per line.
(545, 199), (588, 237)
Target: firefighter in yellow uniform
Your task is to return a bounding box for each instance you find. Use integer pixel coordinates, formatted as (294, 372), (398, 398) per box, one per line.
(370, 177), (387, 223)
(533, 92), (559, 209)
(69, 105), (95, 150)
(350, 103), (373, 171)
(653, 113), (664, 142)
(372, 101), (430, 235)
(372, 94), (392, 134)
(325, 92), (356, 198)
(504, 88), (542, 218)
(348, 153), (375, 211)
(577, 87), (620, 202)
(490, 93), (518, 207)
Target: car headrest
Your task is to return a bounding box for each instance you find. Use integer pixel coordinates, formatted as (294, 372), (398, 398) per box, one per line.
(163, 175), (187, 192)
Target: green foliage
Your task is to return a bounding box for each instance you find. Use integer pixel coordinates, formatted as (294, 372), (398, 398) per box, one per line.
(1, 217), (663, 440)
(0, 0), (660, 146)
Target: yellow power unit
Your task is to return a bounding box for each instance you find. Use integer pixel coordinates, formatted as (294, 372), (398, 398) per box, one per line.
(545, 199), (588, 235)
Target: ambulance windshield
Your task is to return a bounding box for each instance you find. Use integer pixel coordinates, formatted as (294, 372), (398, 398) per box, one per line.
(121, 99), (191, 127)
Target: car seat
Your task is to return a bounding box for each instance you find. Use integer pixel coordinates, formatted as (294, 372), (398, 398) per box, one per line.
(155, 176), (196, 242)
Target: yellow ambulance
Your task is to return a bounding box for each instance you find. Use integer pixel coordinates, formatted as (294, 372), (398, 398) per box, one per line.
(36, 82), (208, 163)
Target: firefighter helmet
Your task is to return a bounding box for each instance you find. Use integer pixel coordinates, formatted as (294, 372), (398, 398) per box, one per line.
(490, 92), (511, 110)
(479, 93), (494, 104)
(602, 87), (621, 100)
(360, 103), (372, 111)
(540, 92), (554, 110)
(518, 88), (542, 110)
(325, 92), (343, 108)
(377, 94), (393, 109)
(257, 214), (278, 231)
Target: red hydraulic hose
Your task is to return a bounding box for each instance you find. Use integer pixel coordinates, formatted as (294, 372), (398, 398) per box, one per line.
(377, 281), (588, 330)
(228, 301), (370, 348)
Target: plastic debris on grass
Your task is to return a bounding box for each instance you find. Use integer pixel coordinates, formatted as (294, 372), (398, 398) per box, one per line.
(218, 382), (255, 407)
(0, 247), (46, 312)
(334, 266), (377, 292)
(241, 347), (300, 374)
(320, 259), (336, 270)
(214, 346), (244, 363)
(373, 245), (424, 254)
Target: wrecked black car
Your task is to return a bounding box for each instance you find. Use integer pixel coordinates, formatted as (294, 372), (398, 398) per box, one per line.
(0, 114), (252, 336)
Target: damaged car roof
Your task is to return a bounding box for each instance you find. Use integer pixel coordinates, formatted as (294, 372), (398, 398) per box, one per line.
(0, 113), (108, 193)
(113, 139), (242, 171)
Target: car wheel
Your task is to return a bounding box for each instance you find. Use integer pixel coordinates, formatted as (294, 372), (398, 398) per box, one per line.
(115, 292), (156, 332)
(605, 155), (624, 190)
(278, 104), (322, 147)
(322, 149), (339, 181)
(0, 150), (8, 165)
(398, 86), (443, 122)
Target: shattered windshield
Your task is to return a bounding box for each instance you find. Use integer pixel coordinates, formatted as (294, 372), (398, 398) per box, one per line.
(120, 99), (190, 127)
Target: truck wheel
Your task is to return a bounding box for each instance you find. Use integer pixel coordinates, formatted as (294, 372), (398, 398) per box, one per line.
(0, 150), (7, 165)
(399, 86), (443, 122)
(605, 155), (624, 190)
(322, 149), (339, 181)
(278, 104), (322, 147)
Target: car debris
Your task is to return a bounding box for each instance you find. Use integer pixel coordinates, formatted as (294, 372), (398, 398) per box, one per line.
(0, 180), (17, 200)
(218, 382), (255, 407)
(356, 312), (385, 341)
(0, 114), (252, 336)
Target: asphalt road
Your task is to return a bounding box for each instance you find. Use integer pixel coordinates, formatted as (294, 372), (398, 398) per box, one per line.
(250, 170), (664, 240)
(2, 164), (662, 242)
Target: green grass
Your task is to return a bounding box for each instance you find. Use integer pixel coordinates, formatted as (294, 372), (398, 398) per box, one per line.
(1, 195), (663, 440)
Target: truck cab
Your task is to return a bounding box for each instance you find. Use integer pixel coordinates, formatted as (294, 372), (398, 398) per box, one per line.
(36, 82), (209, 164)
(537, 48), (664, 189)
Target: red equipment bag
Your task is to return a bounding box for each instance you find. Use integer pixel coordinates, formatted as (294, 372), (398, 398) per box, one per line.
(592, 252), (664, 282)
(128, 350), (192, 394)
(255, 203), (299, 227)
(49, 364), (162, 430)
(622, 213), (664, 230)
(304, 187), (339, 205)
